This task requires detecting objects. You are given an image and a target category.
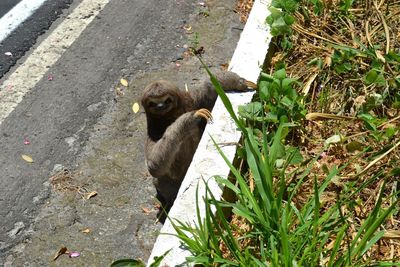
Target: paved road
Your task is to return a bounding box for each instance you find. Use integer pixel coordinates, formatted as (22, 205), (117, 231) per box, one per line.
(0, 0), (23, 18)
(0, 0), (244, 265)
(0, 0), (73, 77)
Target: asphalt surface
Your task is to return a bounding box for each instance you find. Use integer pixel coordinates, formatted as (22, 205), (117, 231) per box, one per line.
(0, 0), (74, 78)
(0, 0), (23, 18)
(0, 0), (244, 265)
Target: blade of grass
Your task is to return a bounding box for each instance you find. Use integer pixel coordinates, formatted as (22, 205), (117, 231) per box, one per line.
(328, 223), (348, 267)
(210, 135), (269, 228)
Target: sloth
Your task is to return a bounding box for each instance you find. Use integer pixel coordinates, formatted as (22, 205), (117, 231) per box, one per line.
(141, 71), (255, 214)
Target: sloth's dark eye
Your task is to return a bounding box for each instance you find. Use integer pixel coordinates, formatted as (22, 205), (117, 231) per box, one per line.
(165, 98), (172, 104)
(149, 101), (157, 107)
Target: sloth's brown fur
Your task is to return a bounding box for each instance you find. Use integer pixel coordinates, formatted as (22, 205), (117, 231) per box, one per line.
(141, 71), (252, 214)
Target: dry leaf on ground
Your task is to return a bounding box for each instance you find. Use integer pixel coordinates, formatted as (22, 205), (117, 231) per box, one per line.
(132, 102), (140, 113)
(120, 78), (128, 87)
(53, 246), (68, 261)
(21, 154), (34, 163)
(84, 191), (98, 199)
(81, 228), (91, 234)
(141, 207), (151, 214)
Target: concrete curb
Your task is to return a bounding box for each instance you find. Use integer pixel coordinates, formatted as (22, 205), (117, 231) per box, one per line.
(147, 1), (272, 265)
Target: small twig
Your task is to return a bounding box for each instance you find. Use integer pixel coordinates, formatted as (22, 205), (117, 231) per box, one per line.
(347, 114), (400, 139)
(365, 21), (373, 48)
(292, 23), (339, 45)
(302, 72), (319, 97)
(217, 142), (239, 147)
(306, 112), (357, 121)
(390, 181), (397, 225)
(353, 140), (400, 178)
(374, 180), (385, 206)
(390, 240), (394, 260)
(373, 0), (390, 54)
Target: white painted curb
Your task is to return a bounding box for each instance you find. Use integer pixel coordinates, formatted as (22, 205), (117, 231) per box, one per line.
(147, 1), (272, 265)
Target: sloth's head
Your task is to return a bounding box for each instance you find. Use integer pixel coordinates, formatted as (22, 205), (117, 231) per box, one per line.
(141, 80), (183, 117)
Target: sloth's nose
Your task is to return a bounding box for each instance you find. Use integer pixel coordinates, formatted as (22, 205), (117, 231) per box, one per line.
(155, 103), (167, 110)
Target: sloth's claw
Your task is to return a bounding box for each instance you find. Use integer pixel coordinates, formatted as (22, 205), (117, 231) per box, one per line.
(245, 80), (257, 89)
(194, 108), (213, 122)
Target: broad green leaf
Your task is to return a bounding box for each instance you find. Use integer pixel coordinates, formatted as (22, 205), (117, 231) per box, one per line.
(364, 69), (378, 85)
(286, 147), (303, 165)
(274, 68), (287, 80)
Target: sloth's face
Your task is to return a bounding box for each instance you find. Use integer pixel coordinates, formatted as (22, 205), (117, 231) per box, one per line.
(142, 80), (181, 117)
(144, 94), (176, 115)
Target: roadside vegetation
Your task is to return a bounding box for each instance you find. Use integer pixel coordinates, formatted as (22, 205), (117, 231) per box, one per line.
(172, 0), (400, 265)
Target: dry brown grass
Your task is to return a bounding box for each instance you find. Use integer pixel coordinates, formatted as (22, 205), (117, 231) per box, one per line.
(235, 0), (254, 22)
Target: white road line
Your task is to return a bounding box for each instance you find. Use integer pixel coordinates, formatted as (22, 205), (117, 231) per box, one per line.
(0, 0), (110, 126)
(0, 0), (48, 43)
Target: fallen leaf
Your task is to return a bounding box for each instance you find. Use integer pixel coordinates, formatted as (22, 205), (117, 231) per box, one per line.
(48, 74), (54, 81)
(132, 102), (140, 113)
(323, 54), (332, 67)
(375, 50), (386, 63)
(324, 134), (343, 147)
(220, 63), (229, 70)
(142, 207), (151, 214)
(69, 252), (80, 258)
(81, 228), (91, 234)
(120, 78), (128, 87)
(4, 52), (12, 56)
(22, 154), (34, 163)
(23, 139), (30, 145)
(85, 191), (98, 199)
(53, 246), (68, 261)
(354, 95), (366, 107)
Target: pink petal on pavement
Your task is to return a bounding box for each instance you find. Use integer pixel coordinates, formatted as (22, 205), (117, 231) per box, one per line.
(68, 252), (80, 258)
